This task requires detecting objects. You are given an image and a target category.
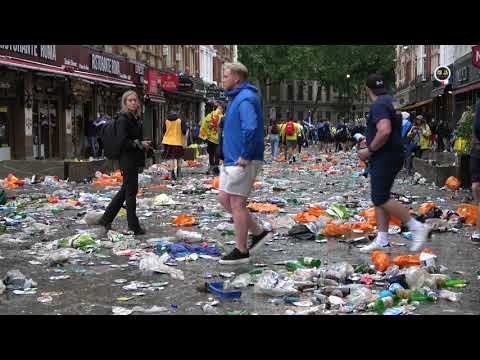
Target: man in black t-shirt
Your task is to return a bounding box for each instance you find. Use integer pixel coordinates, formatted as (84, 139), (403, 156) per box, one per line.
(358, 74), (431, 253)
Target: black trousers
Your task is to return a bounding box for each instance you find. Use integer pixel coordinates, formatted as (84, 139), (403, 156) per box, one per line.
(100, 168), (139, 229)
(206, 140), (219, 167)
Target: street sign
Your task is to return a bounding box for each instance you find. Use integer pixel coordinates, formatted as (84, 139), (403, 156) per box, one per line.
(472, 45), (480, 69)
(434, 66), (451, 84)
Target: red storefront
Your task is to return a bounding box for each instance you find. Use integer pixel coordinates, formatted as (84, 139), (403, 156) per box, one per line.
(0, 45), (136, 160)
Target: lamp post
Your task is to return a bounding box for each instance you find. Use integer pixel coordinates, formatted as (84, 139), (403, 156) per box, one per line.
(346, 74), (351, 122)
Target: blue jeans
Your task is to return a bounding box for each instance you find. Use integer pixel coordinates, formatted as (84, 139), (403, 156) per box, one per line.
(270, 134), (280, 158)
(83, 136), (98, 158)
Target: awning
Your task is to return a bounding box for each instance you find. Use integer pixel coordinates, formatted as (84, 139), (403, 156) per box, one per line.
(0, 55), (135, 88)
(453, 81), (480, 96)
(397, 99), (433, 111)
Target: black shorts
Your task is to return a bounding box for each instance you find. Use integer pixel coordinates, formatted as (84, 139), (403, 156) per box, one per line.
(470, 156), (480, 183)
(369, 153), (404, 206)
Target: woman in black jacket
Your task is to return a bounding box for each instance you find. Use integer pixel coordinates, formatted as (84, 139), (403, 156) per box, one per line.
(98, 90), (151, 235)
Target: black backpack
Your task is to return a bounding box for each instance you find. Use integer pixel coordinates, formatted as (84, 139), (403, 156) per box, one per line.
(98, 113), (124, 160)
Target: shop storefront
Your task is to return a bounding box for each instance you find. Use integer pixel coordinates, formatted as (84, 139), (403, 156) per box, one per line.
(0, 45), (136, 160)
(163, 74), (205, 143)
(143, 68), (170, 146)
(452, 48), (480, 125)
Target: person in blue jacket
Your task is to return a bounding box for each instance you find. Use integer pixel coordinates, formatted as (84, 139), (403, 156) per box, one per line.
(217, 62), (273, 265)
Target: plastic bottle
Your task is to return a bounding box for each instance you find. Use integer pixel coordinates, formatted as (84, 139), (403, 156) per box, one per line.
(442, 279), (468, 288)
(437, 289), (462, 302)
(286, 262), (304, 272)
(368, 296), (394, 314)
(298, 256), (321, 268)
(175, 230), (203, 242)
(409, 290), (435, 303)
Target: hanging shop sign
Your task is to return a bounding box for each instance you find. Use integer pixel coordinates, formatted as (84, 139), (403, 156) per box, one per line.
(145, 69), (159, 95)
(434, 66), (451, 84)
(160, 72), (179, 91)
(472, 45), (480, 69)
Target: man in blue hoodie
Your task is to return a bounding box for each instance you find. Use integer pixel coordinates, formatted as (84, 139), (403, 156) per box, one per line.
(217, 62), (273, 265)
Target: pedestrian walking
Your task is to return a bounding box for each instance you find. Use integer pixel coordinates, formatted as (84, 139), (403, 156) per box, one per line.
(217, 62), (272, 265)
(405, 115), (431, 175)
(470, 103), (480, 242)
(97, 90), (151, 235)
(200, 101), (223, 175)
(358, 74), (431, 253)
(162, 109), (188, 180)
(268, 119), (281, 160)
(280, 118), (301, 163)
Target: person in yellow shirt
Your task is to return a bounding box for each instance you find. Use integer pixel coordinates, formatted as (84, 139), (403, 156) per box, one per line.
(407, 115), (431, 159)
(162, 110), (188, 180)
(199, 101), (224, 175)
(280, 118), (301, 164)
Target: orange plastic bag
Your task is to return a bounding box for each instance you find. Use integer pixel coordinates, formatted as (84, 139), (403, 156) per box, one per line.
(47, 196), (59, 204)
(320, 223), (351, 237)
(294, 212), (318, 223)
(211, 177), (220, 189)
(372, 251), (391, 272)
(147, 184), (168, 190)
(351, 222), (374, 233)
(445, 176), (461, 191)
(456, 203), (478, 225)
(308, 207), (327, 217)
(172, 214), (196, 227)
(418, 202), (437, 215)
(393, 255), (420, 268)
(247, 203), (279, 213)
(360, 207), (401, 226)
(67, 199), (81, 206)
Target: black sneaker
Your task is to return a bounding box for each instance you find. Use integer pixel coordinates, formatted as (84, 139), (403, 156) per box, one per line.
(218, 248), (250, 265)
(249, 230), (273, 254)
(129, 226), (146, 235)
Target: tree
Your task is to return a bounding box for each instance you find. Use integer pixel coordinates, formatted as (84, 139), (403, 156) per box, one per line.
(239, 45), (395, 120)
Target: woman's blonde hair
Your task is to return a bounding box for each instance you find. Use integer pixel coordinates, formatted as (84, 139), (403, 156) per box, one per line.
(121, 90), (141, 117)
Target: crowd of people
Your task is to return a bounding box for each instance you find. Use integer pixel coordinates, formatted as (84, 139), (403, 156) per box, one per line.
(93, 63), (464, 266)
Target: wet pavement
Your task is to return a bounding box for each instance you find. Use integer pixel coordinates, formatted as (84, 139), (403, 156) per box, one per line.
(0, 148), (479, 315)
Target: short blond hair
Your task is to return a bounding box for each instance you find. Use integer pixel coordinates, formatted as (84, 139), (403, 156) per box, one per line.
(121, 90), (141, 117)
(224, 62), (249, 81)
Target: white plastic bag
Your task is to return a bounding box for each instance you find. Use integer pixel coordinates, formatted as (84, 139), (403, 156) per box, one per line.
(253, 270), (298, 296)
(139, 253), (184, 280)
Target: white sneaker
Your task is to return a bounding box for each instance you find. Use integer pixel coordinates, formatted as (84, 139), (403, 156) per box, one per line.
(410, 224), (432, 252)
(359, 240), (390, 253)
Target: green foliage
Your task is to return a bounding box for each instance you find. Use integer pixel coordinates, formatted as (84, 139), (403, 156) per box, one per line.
(455, 105), (476, 152)
(238, 45), (396, 98)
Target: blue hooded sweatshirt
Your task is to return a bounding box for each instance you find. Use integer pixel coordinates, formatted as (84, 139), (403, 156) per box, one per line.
(222, 82), (264, 166)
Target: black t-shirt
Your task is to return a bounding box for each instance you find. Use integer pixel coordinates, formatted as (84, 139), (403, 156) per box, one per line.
(366, 95), (402, 156)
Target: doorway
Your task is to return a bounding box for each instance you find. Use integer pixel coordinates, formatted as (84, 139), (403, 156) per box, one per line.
(32, 97), (59, 159)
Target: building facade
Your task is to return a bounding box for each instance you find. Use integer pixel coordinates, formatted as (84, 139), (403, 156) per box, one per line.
(395, 45), (479, 130)
(0, 44), (236, 161)
(265, 80), (370, 124)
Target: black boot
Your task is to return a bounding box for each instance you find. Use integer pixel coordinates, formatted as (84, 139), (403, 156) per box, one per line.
(129, 225), (146, 235)
(170, 169), (177, 181)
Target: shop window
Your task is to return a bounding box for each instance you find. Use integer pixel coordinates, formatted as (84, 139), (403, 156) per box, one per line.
(0, 108), (9, 147)
(297, 85), (304, 101)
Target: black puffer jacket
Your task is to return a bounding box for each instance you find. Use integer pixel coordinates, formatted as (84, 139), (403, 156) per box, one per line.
(117, 111), (145, 171)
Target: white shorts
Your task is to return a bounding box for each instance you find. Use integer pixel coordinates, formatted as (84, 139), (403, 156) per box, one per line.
(219, 161), (263, 197)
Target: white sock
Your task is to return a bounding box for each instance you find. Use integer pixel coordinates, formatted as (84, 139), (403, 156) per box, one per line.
(376, 231), (389, 246)
(407, 218), (423, 231)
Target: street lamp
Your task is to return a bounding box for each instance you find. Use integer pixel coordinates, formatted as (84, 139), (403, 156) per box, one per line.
(346, 74), (351, 121)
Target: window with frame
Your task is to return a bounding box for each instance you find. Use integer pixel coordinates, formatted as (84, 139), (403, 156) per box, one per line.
(326, 111), (331, 120)
(326, 85), (331, 101)
(308, 85), (313, 101)
(298, 111), (304, 121)
(287, 84), (293, 100)
(298, 84), (304, 101)
(317, 86), (322, 102)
